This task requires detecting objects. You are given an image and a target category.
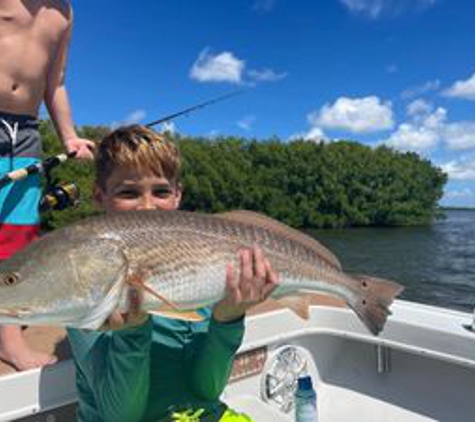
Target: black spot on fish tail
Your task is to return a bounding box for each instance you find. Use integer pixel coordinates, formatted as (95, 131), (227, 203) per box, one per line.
(349, 275), (404, 335)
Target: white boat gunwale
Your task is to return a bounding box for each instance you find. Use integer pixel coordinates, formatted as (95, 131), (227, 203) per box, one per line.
(1, 298), (474, 421)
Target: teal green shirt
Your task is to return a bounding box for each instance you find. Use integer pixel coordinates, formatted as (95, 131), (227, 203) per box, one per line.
(67, 308), (244, 422)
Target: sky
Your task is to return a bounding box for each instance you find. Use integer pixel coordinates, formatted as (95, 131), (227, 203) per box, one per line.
(64, 0), (475, 207)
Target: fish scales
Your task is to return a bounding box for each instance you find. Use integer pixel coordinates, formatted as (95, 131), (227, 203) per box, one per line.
(104, 212), (334, 301)
(100, 210), (335, 275)
(78, 210), (393, 318)
(0, 209), (403, 334)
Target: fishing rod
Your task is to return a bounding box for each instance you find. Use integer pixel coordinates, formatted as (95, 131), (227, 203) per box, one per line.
(0, 150), (79, 211)
(145, 89), (245, 128)
(0, 89), (244, 187)
(0, 90), (245, 209)
(0, 151), (76, 189)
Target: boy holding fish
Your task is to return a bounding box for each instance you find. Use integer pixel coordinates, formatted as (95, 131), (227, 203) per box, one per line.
(0, 0), (94, 371)
(67, 125), (277, 422)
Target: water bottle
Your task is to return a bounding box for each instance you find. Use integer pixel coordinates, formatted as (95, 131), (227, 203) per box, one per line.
(294, 375), (318, 422)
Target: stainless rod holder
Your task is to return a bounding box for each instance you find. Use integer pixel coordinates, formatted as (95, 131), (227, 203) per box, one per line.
(376, 344), (391, 374)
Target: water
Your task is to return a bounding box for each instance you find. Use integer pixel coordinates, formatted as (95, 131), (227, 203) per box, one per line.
(308, 209), (475, 313)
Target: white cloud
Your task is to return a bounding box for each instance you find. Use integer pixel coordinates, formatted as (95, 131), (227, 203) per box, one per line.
(340, 0), (437, 19)
(441, 157), (475, 181)
(385, 123), (440, 151)
(237, 115), (256, 131)
(444, 122), (475, 150)
(442, 72), (475, 100)
(308, 127), (327, 142)
(190, 49), (285, 86)
(248, 68), (287, 82)
(299, 126), (327, 142)
(309, 96), (394, 134)
(444, 188), (475, 200)
(190, 49), (245, 84)
(384, 107), (446, 151)
(385, 102), (475, 152)
(161, 121), (177, 134)
(401, 79), (440, 99)
(442, 186), (475, 208)
(423, 107), (447, 129)
(207, 129), (220, 138)
(110, 109), (146, 128)
(406, 99), (432, 117)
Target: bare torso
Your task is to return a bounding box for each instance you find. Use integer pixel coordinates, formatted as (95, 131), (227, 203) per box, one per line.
(0, 0), (70, 116)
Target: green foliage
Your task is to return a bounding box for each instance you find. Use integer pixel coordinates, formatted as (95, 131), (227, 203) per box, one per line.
(36, 121), (447, 230)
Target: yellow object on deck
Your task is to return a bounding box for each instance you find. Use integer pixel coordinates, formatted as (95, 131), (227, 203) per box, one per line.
(171, 408), (205, 422)
(170, 407), (253, 422)
(219, 408), (254, 421)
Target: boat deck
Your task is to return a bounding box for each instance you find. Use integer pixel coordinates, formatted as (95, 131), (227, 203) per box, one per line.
(0, 294), (345, 376)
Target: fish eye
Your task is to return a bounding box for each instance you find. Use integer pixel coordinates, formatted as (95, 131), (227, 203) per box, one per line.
(0, 272), (20, 286)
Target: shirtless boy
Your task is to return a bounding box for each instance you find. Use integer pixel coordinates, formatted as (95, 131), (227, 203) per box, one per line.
(0, 0), (94, 371)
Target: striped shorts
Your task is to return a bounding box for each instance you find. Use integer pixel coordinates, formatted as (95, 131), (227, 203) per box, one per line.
(0, 111), (42, 260)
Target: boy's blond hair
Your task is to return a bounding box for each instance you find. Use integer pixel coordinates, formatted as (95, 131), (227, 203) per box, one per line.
(95, 125), (181, 189)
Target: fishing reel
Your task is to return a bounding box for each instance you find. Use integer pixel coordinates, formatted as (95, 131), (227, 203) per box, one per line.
(39, 152), (80, 212)
(40, 181), (80, 212)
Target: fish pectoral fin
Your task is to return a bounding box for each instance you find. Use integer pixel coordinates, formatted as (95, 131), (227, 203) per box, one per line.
(149, 309), (205, 322)
(275, 295), (311, 320)
(142, 282), (181, 311)
(127, 273), (180, 311)
(126, 271), (201, 321)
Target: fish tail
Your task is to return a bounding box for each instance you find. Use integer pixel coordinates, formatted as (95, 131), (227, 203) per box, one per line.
(348, 275), (404, 336)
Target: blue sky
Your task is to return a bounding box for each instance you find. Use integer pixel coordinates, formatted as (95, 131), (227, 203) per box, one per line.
(65, 0), (475, 207)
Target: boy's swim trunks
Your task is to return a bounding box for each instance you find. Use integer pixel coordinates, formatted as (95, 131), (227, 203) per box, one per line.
(0, 111), (42, 259)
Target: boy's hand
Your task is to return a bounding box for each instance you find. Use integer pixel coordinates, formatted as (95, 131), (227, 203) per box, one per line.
(101, 287), (149, 330)
(64, 137), (95, 160)
(212, 246), (279, 323)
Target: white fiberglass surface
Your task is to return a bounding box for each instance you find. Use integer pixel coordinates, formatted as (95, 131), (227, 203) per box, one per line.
(226, 332), (475, 422)
(308, 335), (475, 422)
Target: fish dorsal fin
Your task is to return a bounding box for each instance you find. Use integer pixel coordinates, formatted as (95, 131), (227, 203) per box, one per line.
(217, 210), (342, 270)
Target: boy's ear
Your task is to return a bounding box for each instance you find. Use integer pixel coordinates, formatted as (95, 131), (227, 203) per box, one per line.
(93, 183), (106, 209)
(174, 186), (183, 208)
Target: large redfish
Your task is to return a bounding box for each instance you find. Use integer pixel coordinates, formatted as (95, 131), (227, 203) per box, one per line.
(0, 210), (403, 335)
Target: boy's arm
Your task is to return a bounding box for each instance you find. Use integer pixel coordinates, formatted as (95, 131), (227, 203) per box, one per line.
(189, 313), (245, 401)
(44, 10), (94, 160)
(67, 319), (153, 422)
(190, 247), (278, 400)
